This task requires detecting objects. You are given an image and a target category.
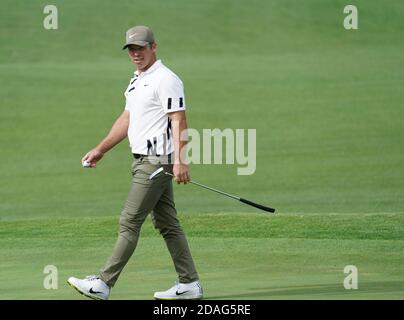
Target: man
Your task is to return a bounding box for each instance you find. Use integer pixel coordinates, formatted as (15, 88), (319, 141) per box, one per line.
(67, 25), (203, 300)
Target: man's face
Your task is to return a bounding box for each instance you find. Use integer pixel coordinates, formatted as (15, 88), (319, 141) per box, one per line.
(127, 43), (157, 71)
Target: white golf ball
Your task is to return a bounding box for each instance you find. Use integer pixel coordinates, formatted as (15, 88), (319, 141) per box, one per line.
(82, 160), (91, 168)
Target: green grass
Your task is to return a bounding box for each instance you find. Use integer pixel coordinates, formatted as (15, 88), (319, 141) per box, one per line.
(0, 0), (403, 299)
(1, 213), (403, 299)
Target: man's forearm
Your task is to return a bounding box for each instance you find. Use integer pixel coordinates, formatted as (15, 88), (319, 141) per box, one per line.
(96, 111), (129, 154)
(170, 113), (188, 164)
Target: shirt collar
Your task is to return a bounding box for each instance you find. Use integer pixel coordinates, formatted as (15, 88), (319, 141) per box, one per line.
(134, 59), (162, 77)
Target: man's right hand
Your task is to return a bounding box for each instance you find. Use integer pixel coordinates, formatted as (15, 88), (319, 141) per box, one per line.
(80, 110), (129, 168)
(81, 148), (104, 168)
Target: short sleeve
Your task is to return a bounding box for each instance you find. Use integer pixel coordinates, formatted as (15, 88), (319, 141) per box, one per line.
(124, 89), (129, 110)
(158, 74), (186, 113)
(124, 74), (138, 110)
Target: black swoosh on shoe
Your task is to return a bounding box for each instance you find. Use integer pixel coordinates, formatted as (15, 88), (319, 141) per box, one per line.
(89, 288), (103, 294)
(175, 290), (189, 296)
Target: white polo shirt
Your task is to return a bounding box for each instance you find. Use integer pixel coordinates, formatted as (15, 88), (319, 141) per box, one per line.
(124, 59), (186, 155)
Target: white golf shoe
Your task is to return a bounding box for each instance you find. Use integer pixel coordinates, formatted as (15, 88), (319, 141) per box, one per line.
(67, 275), (110, 300)
(154, 280), (203, 300)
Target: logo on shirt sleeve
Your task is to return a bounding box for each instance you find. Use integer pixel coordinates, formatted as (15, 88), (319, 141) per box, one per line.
(166, 97), (184, 110)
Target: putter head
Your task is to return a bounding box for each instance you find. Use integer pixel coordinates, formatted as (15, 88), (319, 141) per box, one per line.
(149, 167), (164, 180)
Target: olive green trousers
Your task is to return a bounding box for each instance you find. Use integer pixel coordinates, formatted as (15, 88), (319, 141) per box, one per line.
(99, 155), (199, 287)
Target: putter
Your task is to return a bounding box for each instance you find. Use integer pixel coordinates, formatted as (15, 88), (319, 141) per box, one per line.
(149, 167), (275, 213)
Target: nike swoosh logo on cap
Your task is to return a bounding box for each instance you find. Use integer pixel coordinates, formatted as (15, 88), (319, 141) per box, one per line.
(129, 33), (138, 39)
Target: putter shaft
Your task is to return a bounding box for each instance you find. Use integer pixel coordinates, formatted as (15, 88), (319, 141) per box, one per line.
(164, 172), (239, 201)
(164, 171), (275, 213)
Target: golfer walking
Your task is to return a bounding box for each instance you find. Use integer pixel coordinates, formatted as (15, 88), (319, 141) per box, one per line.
(68, 25), (203, 300)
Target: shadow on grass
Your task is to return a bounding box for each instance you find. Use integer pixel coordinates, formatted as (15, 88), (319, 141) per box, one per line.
(206, 281), (404, 299)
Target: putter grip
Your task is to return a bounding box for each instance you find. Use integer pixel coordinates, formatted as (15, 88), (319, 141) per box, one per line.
(239, 198), (275, 213)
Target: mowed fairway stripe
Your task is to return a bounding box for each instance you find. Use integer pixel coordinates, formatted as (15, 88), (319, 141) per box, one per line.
(1, 212), (403, 240)
(0, 213), (403, 299)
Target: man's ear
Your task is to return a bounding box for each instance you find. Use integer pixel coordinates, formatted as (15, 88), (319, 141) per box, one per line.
(151, 42), (157, 52)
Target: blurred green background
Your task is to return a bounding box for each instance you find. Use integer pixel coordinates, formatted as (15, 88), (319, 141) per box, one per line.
(1, 0), (404, 218)
(0, 0), (403, 299)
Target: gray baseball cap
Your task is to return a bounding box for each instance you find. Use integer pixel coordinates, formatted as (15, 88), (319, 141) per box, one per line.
(122, 25), (154, 49)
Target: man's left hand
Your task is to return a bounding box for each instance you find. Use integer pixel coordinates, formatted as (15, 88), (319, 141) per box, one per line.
(173, 163), (190, 184)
